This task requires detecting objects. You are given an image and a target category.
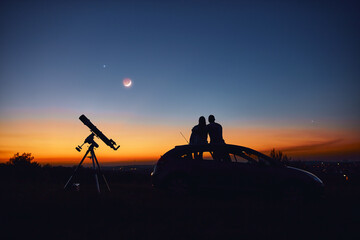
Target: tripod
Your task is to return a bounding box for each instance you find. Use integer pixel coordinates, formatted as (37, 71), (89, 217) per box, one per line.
(64, 139), (111, 193)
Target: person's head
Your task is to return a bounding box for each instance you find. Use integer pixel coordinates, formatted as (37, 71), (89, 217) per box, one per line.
(208, 115), (215, 123)
(199, 116), (206, 126)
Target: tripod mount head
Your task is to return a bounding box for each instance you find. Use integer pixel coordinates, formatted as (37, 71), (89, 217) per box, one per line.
(76, 133), (99, 152)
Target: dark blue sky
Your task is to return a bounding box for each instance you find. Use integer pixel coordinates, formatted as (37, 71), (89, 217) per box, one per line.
(0, 0), (359, 160)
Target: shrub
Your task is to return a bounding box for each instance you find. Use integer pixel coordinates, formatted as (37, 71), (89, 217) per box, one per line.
(270, 149), (291, 164)
(6, 153), (40, 168)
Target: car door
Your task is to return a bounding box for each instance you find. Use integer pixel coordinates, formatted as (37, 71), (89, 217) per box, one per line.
(228, 149), (281, 192)
(190, 146), (233, 190)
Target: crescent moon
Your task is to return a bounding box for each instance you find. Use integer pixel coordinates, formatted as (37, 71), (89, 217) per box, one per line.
(123, 78), (132, 87)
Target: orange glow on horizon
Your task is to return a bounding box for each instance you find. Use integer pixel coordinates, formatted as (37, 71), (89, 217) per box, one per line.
(1, 118), (359, 165)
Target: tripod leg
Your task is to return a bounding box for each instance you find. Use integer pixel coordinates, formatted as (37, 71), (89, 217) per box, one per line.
(91, 150), (101, 194)
(93, 152), (111, 192)
(64, 148), (90, 190)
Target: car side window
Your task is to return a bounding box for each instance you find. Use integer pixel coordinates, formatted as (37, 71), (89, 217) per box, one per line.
(179, 152), (193, 160)
(241, 151), (259, 163)
(235, 150), (271, 166)
(201, 151), (213, 161)
(199, 151), (231, 162)
(229, 153), (249, 163)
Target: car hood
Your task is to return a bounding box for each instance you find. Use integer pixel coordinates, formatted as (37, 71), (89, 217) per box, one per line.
(286, 166), (324, 186)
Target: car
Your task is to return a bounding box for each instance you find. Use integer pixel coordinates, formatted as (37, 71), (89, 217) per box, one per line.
(151, 144), (324, 198)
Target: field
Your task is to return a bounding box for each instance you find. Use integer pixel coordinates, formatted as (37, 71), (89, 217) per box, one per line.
(1, 163), (360, 240)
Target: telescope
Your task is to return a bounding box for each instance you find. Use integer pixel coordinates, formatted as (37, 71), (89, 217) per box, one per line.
(78, 114), (120, 150)
(64, 114), (119, 193)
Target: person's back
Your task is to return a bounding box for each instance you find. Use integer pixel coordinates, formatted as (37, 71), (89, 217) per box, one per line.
(190, 116), (208, 145)
(207, 115), (225, 144)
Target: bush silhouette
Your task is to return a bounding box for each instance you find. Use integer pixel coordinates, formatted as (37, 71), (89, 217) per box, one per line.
(7, 152), (40, 168)
(270, 149), (291, 164)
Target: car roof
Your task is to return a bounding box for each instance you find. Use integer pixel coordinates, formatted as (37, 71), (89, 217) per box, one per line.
(172, 144), (254, 152)
(167, 144), (269, 157)
(172, 144), (230, 150)
(163, 144), (276, 164)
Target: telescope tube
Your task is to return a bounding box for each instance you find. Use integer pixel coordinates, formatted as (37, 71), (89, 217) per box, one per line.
(79, 115), (120, 150)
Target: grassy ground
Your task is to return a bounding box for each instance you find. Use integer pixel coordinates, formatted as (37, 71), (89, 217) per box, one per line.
(1, 168), (360, 240)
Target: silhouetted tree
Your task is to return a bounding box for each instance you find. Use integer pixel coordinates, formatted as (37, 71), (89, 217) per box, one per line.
(6, 153), (40, 168)
(270, 149), (291, 164)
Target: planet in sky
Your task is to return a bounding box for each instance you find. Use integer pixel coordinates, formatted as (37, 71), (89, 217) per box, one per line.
(123, 78), (132, 88)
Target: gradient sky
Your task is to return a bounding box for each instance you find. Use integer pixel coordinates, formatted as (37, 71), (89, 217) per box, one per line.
(1, 0), (359, 165)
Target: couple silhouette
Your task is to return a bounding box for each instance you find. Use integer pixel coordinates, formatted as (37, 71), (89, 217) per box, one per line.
(189, 115), (225, 145)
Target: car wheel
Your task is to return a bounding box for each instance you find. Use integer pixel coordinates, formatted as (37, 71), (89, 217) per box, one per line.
(166, 175), (191, 196)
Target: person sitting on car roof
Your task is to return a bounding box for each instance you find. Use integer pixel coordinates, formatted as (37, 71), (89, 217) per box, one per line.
(190, 116), (208, 145)
(207, 115), (225, 144)
(190, 116), (208, 160)
(207, 115), (229, 161)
